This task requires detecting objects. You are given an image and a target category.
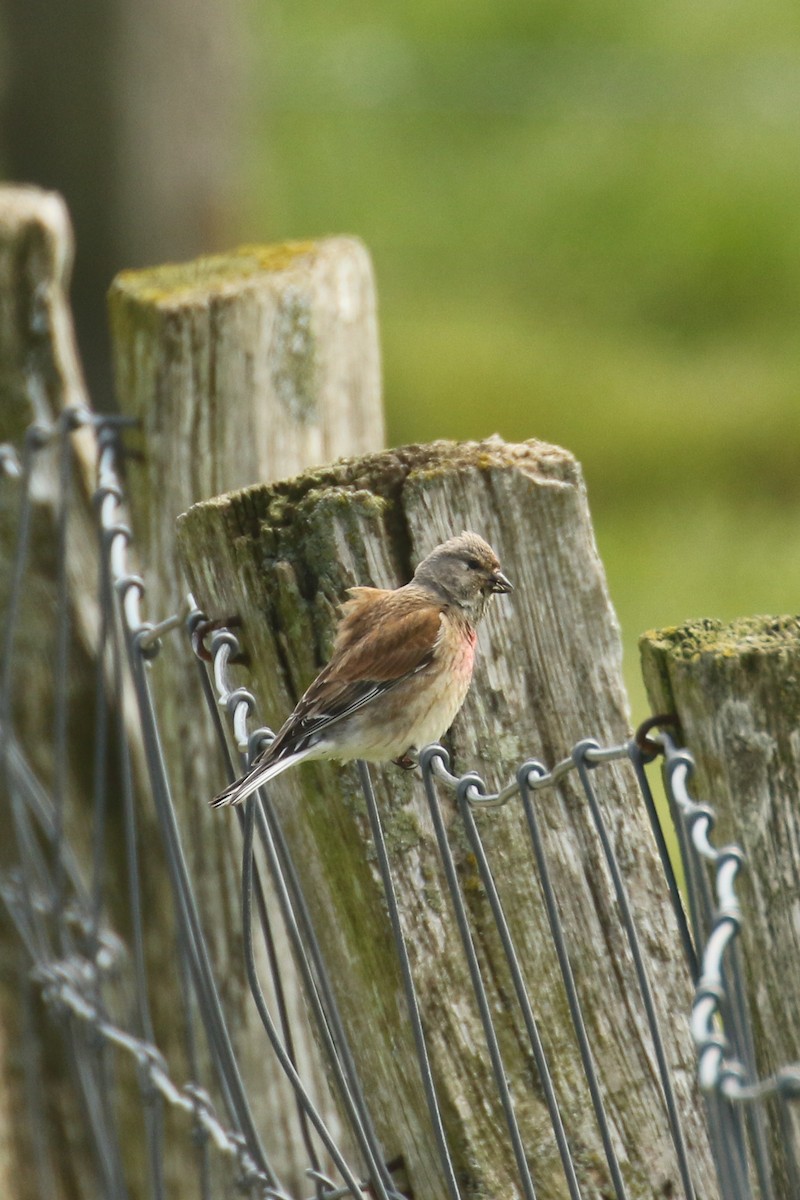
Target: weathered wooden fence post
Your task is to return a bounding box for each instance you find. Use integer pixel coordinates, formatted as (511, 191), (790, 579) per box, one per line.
(108, 238), (385, 1191)
(0, 185), (104, 1200)
(641, 616), (800, 1194)
(177, 438), (720, 1199)
(108, 237), (383, 621)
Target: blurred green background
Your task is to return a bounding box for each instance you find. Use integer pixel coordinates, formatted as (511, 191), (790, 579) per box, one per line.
(243, 1), (800, 717)
(4, 0), (800, 720)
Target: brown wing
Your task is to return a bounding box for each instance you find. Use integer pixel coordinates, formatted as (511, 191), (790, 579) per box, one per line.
(262, 587), (444, 762)
(331, 587), (445, 680)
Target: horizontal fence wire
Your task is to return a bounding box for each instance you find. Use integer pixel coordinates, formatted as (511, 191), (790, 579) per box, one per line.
(0, 412), (797, 1199)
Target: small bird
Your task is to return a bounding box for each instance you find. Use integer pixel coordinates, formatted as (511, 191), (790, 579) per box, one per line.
(211, 531), (512, 807)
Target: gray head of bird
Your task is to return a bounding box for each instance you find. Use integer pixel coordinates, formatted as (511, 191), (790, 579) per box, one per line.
(412, 531), (513, 620)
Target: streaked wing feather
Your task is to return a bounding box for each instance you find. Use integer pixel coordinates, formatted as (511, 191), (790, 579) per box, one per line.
(266, 594), (444, 760)
(332, 589), (444, 681)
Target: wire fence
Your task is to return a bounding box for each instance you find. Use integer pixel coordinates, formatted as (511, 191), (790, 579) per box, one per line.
(0, 411), (798, 1199)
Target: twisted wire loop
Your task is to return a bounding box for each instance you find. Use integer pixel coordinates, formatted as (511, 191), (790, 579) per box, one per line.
(656, 732), (800, 1199)
(2, 412), (799, 1200)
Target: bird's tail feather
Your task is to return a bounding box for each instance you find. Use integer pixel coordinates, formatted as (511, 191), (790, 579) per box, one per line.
(210, 749), (312, 808)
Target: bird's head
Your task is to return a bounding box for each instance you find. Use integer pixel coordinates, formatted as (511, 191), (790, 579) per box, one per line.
(412, 531), (513, 621)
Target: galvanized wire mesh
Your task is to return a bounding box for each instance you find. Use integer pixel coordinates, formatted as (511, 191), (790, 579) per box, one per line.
(0, 413), (797, 1199)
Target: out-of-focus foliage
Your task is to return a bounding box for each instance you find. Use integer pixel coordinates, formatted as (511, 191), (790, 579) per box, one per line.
(244, 0), (800, 712)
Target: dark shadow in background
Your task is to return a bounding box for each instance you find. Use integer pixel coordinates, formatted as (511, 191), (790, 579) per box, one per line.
(1, 0), (246, 405)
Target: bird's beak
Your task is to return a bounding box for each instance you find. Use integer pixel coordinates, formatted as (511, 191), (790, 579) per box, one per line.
(490, 570), (513, 594)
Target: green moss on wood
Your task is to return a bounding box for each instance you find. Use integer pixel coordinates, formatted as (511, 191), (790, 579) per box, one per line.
(641, 614), (800, 661)
(176, 434), (580, 731)
(179, 436), (575, 590)
(109, 241), (317, 308)
(288, 766), (420, 1049)
(641, 614), (800, 737)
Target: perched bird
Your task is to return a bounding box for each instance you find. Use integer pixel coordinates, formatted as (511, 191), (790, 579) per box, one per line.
(211, 531), (512, 807)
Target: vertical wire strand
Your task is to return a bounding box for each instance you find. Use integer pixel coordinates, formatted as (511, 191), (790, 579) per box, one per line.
(167, 628), (218, 1194)
(1, 431), (50, 961)
(125, 643), (279, 1193)
(725, 939), (776, 1200)
(51, 416), (74, 920)
(4, 741), (55, 964)
(452, 773), (583, 1200)
(53, 419), (130, 1197)
(190, 619), (392, 1194)
(0, 426), (46, 699)
(143, 718), (276, 1196)
(421, 765), (539, 1200)
(572, 743), (697, 1200)
(252, 798), (401, 1200)
(707, 1095), (742, 1200)
(174, 947), (213, 1200)
(66, 1024), (130, 1200)
(236, 803), (326, 1193)
(661, 740), (770, 1199)
(627, 744), (697, 980)
(240, 797), (368, 1200)
(20, 954), (59, 1199)
(776, 1091), (800, 1199)
(726, 1099), (756, 1199)
(109, 583), (166, 1199)
(358, 760), (462, 1200)
(519, 767), (629, 1200)
(663, 757), (744, 1195)
(89, 514), (111, 944)
(188, 626), (326, 1189)
(87, 501), (147, 1198)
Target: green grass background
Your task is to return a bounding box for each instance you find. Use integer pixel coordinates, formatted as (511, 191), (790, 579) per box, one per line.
(242, 1), (800, 722)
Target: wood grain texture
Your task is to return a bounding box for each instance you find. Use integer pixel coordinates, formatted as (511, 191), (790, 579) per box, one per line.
(0, 185), (98, 651)
(0, 185), (98, 1200)
(109, 236), (383, 619)
(641, 615), (800, 1193)
(179, 437), (718, 1199)
(109, 236), (385, 1193)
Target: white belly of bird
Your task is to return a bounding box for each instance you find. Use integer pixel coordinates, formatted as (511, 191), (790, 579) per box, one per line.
(334, 648), (475, 763)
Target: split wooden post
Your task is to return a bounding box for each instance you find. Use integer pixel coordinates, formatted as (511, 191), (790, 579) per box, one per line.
(177, 438), (720, 1199)
(641, 616), (800, 1194)
(108, 238), (385, 1192)
(0, 185), (98, 660)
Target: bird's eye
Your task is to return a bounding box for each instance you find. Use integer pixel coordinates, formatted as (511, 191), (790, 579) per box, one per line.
(466, 558), (481, 570)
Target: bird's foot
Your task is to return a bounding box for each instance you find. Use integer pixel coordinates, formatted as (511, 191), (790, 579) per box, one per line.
(392, 752), (418, 771)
